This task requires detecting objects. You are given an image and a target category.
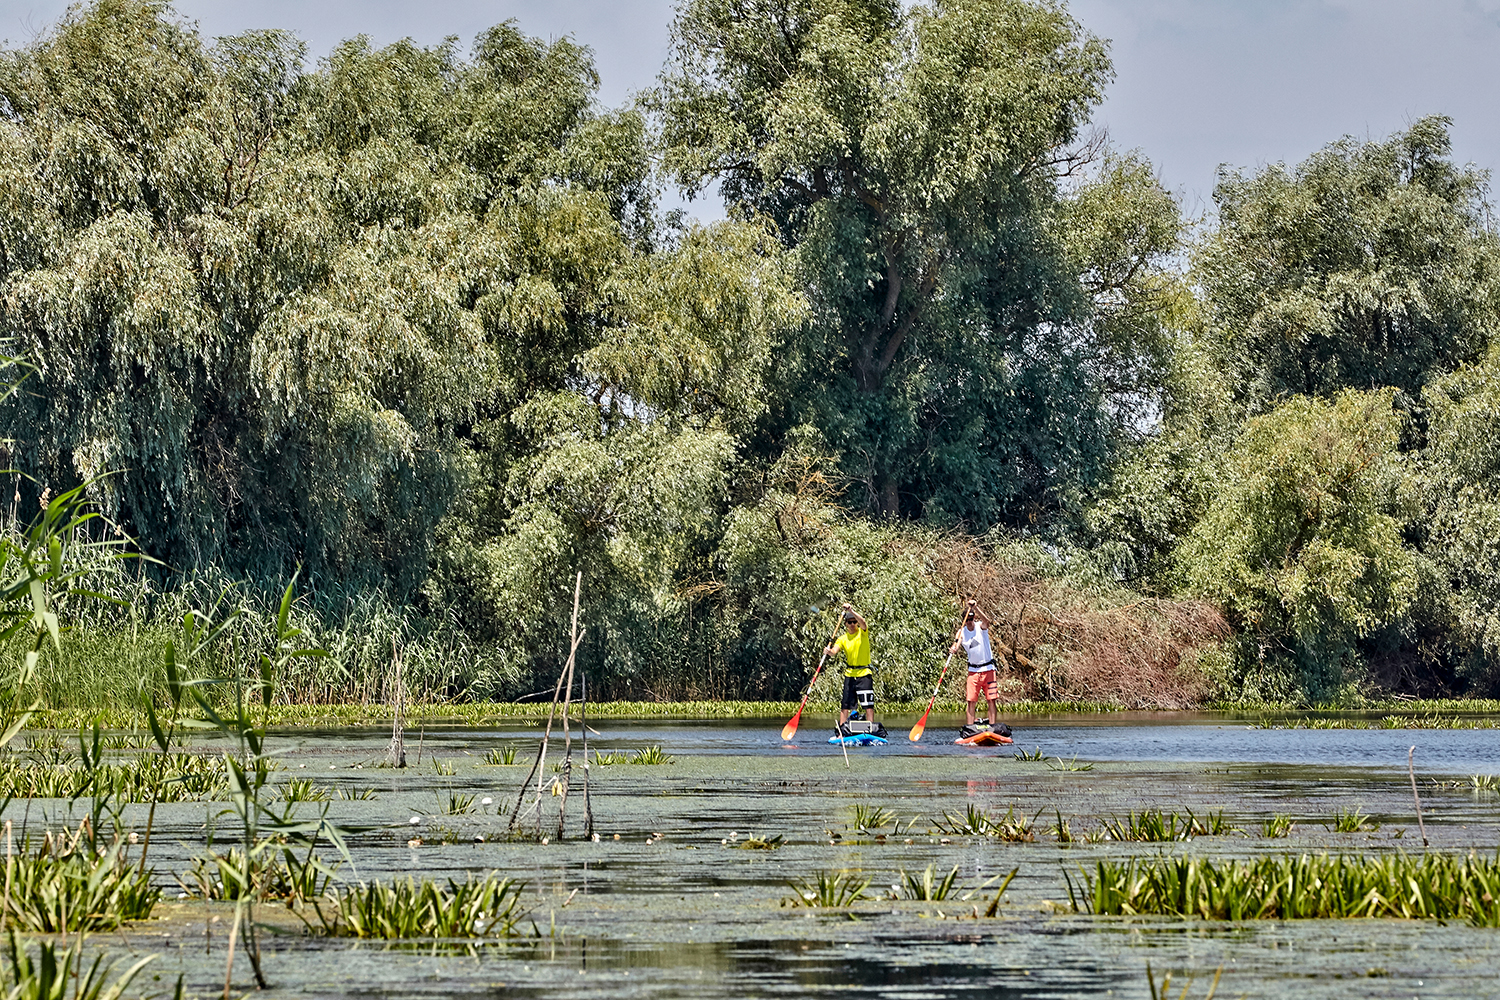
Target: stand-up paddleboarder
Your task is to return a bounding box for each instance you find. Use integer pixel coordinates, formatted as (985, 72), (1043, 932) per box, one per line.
(951, 600), (1012, 741)
(825, 604), (886, 740)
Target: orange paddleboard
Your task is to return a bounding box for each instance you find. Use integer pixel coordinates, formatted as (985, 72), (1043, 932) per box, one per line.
(954, 730), (1014, 746)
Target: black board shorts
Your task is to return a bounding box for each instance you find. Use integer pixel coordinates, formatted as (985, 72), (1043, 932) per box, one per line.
(841, 674), (874, 710)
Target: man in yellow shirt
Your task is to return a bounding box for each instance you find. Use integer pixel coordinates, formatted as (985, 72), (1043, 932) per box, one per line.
(824, 603), (884, 738)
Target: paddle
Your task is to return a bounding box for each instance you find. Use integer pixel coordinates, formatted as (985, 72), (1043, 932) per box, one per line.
(909, 600), (974, 742)
(781, 613), (846, 742)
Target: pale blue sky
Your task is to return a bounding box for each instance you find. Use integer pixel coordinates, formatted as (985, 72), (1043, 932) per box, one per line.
(4, 0), (1499, 218)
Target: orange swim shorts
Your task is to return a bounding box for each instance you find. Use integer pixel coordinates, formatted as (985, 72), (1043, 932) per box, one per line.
(965, 669), (998, 702)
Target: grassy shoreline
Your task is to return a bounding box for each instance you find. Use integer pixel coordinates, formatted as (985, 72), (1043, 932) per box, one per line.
(20, 696), (1500, 731)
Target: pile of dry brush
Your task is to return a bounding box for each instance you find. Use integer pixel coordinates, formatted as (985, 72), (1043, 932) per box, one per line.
(932, 540), (1229, 710)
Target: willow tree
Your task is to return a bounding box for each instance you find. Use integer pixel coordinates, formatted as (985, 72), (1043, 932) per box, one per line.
(652, 0), (1181, 522)
(0, 2), (651, 592)
(1196, 116), (1500, 413)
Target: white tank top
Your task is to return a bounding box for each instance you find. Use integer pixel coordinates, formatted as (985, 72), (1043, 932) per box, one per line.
(959, 625), (994, 671)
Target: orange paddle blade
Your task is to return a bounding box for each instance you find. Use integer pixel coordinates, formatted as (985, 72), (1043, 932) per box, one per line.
(781, 711), (803, 742)
(908, 717), (927, 742)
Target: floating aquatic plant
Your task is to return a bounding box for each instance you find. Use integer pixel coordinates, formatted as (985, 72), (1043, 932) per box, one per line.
(897, 864), (961, 901)
(628, 746), (673, 765)
(309, 874), (527, 938)
(1100, 808), (1233, 842)
(782, 870), (871, 908)
(1326, 805), (1377, 833)
(483, 746), (518, 765)
(1260, 813), (1295, 838)
(936, 804), (1035, 841)
(1069, 851), (1500, 925)
(280, 778), (330, 803)
(852, 803), (897, 830)
(1046, 755), (1094, 771)
(4, 840), (158, 931)
(1012, 746), (1047, 762)
(1146, 961), (1224, 1000)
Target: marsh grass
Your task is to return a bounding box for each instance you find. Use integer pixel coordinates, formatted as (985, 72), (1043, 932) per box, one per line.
(782, 870), (871, 908)
(280, 778), (330, 803)
(0, 754), (225, 801)
(1012, 745), (1047, 761)
(483, 746), (518, 765)
(431, 758), (456, 777)
(852, 804), (897, 830)
(3, 839), (158, 931)
(1261, 813), (1295, 838)
(309, 874), (527, 938)
(936, 804), (1035, 841)
(336, 786), (377, 800)
(628, 746), (673, 765)
(1327, 805), (1378, 832)
(897, 864), (960, 901)
(1070, 852), (1500, 924)
(1100, 808), (1234, 842)
(2, 929), (167, 1000)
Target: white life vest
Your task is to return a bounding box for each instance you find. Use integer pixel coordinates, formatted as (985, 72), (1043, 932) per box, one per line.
(959, 625), (994, 671)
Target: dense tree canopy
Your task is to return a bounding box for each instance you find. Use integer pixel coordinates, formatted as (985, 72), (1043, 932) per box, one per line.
(653, 0), (1182, 522)
(1196, 116), (1500, 412)
(4, 0), (1500, 705)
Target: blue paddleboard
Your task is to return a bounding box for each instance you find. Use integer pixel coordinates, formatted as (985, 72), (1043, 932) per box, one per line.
(828, 733), (888, 746)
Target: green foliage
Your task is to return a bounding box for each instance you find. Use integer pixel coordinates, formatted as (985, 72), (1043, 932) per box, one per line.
(1261, 814), (1295, 838)
(2, 840), (158, 932)
(897, 864), (960, 902)
(2, 930), (161, 1000)
(310, 874), (527, 938)
(1196, 115), (1500, 410)
(1100, 808), (1232, 842)
(1070, 851), (1500, 925)
(782, 870), (870, 908)
(1326, 805), (1377, 833)
(1176, 391), (1418, 701)
(935, 804), (1034, 841)
(654, 0), (1179, 523)
(0, 753), (225, 801)
(1422, 354), (1500, 687)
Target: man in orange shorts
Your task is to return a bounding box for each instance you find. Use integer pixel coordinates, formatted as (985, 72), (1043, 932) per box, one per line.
(949, 600), (1009, 740)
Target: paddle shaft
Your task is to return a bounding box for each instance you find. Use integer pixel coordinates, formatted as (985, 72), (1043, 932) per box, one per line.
(909, 601), (976, 741)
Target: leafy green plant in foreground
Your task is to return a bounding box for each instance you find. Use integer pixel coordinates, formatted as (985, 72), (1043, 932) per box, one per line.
(309, 874), (527, 938)
(2, 929), (169, 1000)
(1069, 851), (1500, 924)
(2, 837), (158, 932)
(628, 746), (673, 765)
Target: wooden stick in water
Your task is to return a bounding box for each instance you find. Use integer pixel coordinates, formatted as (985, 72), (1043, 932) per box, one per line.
(1409, 745), (1428, 847)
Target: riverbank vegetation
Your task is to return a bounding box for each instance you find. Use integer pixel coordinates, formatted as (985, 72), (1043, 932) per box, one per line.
(5, 0), (1500, 710)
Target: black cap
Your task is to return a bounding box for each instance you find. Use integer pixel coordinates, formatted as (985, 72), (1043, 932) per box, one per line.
(844, 613), (858, 623)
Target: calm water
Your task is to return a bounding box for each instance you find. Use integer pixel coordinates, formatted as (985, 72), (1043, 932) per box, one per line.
(11, 713), (1500, 998)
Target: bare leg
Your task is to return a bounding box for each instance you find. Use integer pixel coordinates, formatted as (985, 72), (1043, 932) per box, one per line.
(986, 697), (999, 727)
(839, 709), (850, 726)
(965, 700), (977, 726)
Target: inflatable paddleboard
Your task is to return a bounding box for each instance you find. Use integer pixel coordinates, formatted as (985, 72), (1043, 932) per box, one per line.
(954, 730), (1014, 746)
(828, 733), (888, 746)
